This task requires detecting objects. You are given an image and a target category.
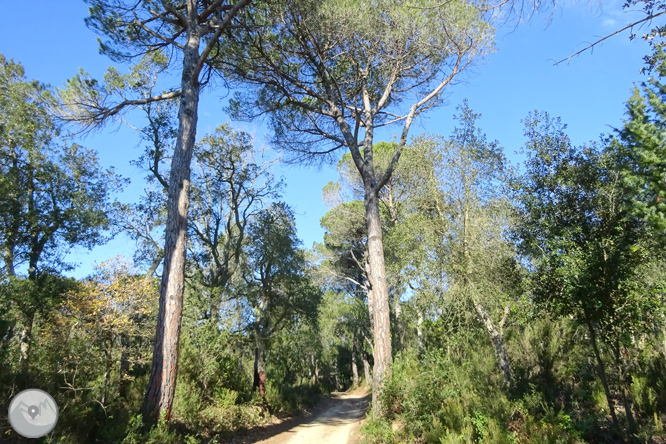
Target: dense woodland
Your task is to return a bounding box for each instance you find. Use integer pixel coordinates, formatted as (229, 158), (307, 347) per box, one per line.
(2, 0), (666, 443)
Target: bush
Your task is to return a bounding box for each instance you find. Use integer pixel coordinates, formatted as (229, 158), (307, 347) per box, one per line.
(122, 416), (181, 444)
(362, 325), (594, 444)
(266, 382), (324, 416)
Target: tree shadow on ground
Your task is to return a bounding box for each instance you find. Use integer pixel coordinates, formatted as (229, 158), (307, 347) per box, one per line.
(212, 392), (370, 444)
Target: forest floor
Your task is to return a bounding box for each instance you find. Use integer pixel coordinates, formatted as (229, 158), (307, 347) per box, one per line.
(219, 388), (370, 444)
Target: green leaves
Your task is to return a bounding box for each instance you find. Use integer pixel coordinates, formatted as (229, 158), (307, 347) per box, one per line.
(222, 0), (495, 162)
(0, 56), (123, 279)
(612, 51), (666, 233)
(513, 109), (663, 341)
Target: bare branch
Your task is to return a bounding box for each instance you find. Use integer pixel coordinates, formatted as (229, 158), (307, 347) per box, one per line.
(162, 3), (188, 27)
(59, 89), (181, 129)
(375, 52), (465, 192)
(554, 10), (666, 66)
(132, 12), (185, 49)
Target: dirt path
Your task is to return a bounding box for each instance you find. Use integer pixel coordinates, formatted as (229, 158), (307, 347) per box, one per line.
(224, 390), (369, 444)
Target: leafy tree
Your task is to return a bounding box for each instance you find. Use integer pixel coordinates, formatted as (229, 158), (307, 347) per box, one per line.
(222, 0), (496, 412)
(0, 273), (80, 387)
(513, 111), (665, 436)
(108, 53), (178, 278)
(188, 125), (282, 324)
(242, 203), (320, 400)
(612, 46), (666, 232)
(411, 103), (519, 386)
(0, 54), (122, 385)
(68, 257), (157, 406)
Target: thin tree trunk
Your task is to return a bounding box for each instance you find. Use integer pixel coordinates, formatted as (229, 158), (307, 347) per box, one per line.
(142, 21), (201, 425)
(613, 341), (637, 436)
(351, 336), (359, 387)
(472, 299), (511, 387)
(102, 341), (113, 406)
(310, 354), (317, 385)
(364, 183), (392, 416)
(19, 312), (34, 387)
(585, 317), (619, 431)
(253, 337), (267, 400)
(417, 309), (424, 351)
(662, 325), (666, 370)
(145, 255), (162, 281)
(119, 333), (130, 398)
(3, 245), (15, 277)
(394, 294), (404, 353)
(363, 350), (371, 386)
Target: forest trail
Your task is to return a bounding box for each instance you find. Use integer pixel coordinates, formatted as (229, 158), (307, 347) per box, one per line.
(259, 390), (368, 444)
(231, 389), (369, 444)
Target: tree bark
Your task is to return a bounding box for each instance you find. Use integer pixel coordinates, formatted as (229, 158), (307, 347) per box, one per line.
(315, 357), (320, 383)
(394, 294), (404, 353)
(363, 350), (371, 386)
(310, 354), (318, 385)
(253, 336), (267, 400)
(364, 185), (392, 416)
(142, 20), (201, 425)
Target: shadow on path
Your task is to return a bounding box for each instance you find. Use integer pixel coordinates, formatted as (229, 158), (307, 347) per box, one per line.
(214, 392), (370, 444)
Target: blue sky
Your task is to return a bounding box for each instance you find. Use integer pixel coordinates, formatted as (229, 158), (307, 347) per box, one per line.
(0, 0), (655, 278)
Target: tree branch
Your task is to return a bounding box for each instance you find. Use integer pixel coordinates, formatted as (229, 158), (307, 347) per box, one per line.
(375, 53), (465, 192)
(61, 90), (182, 128)
(554, 10), (666, 66)
(194, 0), (253, 80)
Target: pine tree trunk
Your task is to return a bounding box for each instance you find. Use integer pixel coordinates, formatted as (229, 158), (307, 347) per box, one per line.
(142, 22), (201, 425)
(364, 186), (392, 416)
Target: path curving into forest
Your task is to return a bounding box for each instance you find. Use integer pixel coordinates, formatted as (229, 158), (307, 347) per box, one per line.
(225, 389), (370, 444)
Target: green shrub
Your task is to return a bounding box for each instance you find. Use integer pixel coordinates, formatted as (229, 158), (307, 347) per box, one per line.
(173, 377), (204, 429)
(266, 382), (323, 416)
(121, 416), (181, 444)
(360, 416), (395, 444)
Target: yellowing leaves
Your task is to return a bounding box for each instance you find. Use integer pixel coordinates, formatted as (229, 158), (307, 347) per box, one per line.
(65, 256), (158, 337)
